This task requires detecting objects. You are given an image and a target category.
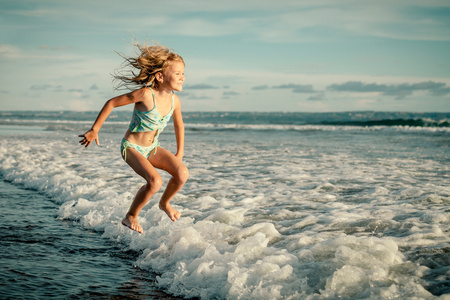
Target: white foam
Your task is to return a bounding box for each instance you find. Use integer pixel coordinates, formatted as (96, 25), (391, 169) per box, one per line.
(0, 130), (447, 299)
(185, 123), (450, 134)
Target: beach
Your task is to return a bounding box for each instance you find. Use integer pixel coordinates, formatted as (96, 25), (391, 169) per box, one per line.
(0, 111), (449, 299)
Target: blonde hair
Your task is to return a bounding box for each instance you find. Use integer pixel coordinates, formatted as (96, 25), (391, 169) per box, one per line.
(113, 41), (184, 91)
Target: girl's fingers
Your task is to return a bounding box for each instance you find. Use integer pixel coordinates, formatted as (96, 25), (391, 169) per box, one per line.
(78, 133), (98, 147)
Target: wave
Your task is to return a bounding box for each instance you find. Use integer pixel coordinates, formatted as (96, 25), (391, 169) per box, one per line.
(0, 132), (446, 299)
(1, 111), (449, 134)
(0, 118), (128, 126)
(184, 122), (450, 134)
(321, 118), (450, 128)
(1, 120), (449, 135)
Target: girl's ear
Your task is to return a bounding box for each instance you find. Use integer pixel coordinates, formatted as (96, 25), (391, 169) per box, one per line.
(156, 72), (163, 83)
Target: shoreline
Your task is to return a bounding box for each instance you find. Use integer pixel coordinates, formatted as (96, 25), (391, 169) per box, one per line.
(0, 178), (182, 299)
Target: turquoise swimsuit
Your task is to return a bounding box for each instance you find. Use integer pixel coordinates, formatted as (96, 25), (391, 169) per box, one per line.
(121, 87), (174, 161)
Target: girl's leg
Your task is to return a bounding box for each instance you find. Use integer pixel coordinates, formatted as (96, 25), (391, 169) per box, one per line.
(122, 147), (163, 233)
(149, 147), (189, 221)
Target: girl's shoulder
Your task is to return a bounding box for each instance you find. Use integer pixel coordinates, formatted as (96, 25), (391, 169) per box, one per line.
(173, 92), (181, 101)
(172, 92), (182, 109)
(128, 87), (152, 102)
(130, 88), (155, 110)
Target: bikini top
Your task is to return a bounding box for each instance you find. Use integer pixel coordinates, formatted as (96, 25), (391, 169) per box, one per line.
(128, 87), (174, 134)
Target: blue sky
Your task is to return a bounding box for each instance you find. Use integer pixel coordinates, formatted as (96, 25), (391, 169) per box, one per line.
(1, 0), (449, 112)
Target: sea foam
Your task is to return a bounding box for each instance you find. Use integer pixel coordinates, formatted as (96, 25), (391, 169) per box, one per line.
(1, 129), (447, 299)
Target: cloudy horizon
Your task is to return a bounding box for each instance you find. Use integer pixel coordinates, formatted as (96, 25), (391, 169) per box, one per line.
(1, 0), (449, 112)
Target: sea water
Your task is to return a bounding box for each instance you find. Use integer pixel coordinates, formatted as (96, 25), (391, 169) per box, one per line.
(0, 111), (449, 299)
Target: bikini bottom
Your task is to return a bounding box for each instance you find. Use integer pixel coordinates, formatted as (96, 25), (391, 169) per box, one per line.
(120, 138), (159, 162)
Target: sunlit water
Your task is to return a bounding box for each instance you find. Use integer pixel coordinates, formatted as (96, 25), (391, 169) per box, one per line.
(0, 111), (449, 299)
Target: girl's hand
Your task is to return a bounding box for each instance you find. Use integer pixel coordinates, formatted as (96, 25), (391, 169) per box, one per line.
(78, 129), (99, 148)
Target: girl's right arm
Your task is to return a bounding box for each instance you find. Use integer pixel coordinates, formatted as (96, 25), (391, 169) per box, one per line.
(79, 90), (141, 148)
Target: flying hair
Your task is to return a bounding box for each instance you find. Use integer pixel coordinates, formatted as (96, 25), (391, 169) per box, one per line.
(112, 40), (184, 91)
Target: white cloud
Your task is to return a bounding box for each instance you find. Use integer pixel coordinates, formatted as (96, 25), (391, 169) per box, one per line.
(174, 18), (241, 37)
(123, 1), (450, 42)
(67, 99), (94, 111)
(258, 4), (450, 42)
(0, 44), (22, 59)
(7, 9), (57, 17)
(356, 98), (379, 106)
(0, 44), (81, 61)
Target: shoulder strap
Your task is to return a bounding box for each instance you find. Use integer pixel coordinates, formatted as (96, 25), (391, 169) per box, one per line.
(149, 87), (157, 107)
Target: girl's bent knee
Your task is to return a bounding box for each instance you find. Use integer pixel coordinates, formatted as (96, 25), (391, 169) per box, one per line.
(176, 165), (189, 184)
(146, 176), (163, 193)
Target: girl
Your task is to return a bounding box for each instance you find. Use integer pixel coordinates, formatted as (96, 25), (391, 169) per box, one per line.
(79, 42), (189, 234)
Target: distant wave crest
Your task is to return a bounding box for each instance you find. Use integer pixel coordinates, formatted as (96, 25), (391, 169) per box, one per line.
(321, 118), (449, 128)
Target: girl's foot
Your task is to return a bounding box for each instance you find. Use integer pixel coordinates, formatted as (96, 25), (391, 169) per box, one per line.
(159, 202), (181, 222)
(121, 213), (143, 233)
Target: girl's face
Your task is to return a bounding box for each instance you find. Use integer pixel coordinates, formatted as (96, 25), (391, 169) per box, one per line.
(161, 61), (185, 92)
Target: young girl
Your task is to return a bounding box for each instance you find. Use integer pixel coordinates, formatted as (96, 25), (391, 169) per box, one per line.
(79, 42), (189, 234)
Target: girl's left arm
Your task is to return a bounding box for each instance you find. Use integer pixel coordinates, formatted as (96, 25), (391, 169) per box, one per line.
(172, 95), (185, 160)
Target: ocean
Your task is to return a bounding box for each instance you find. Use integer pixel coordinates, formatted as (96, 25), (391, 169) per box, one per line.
(0, 110), (449, 299)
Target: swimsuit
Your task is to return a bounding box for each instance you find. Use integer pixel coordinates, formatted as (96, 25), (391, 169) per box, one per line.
(121, 87), (174, 161)
(121, 138), (159, 161)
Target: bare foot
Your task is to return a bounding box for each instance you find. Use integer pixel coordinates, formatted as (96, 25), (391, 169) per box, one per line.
(159, 202), (181, 222)
(121, 213), (143, 233)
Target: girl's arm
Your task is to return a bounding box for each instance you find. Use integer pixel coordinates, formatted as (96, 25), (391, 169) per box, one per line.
(79, 90), (141, 148)
(172, 95), (185, 160)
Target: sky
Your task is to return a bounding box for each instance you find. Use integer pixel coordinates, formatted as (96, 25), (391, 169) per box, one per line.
(1, 0), (450, 112)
